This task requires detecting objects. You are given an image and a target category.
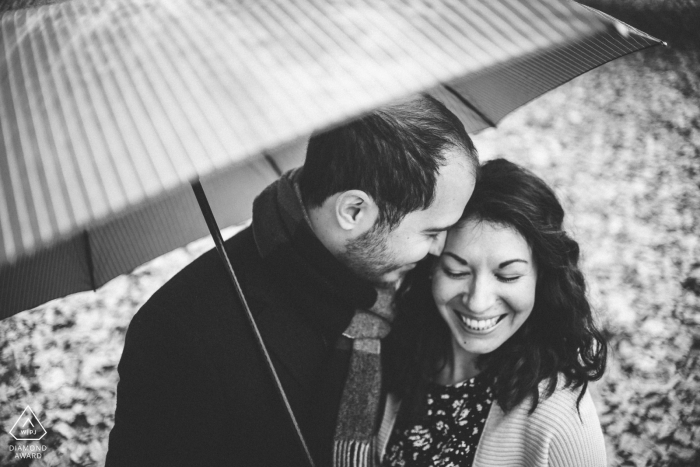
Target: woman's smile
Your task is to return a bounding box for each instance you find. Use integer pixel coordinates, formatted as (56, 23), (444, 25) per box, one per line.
(452, 309), (507, 333)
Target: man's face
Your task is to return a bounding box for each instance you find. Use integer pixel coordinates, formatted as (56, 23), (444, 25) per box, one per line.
(340, 148), (476, 286)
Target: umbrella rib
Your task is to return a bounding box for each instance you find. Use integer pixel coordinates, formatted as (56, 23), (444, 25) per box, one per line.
(443, 84), (497, 128)
(82, 229), (96, 289)
(263, 153), (283, 177)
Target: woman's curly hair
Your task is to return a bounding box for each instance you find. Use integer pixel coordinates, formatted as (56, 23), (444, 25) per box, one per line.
(384, 158), (607, 420)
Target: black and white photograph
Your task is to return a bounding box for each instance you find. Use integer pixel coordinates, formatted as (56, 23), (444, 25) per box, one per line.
(0, 0), (698, 466)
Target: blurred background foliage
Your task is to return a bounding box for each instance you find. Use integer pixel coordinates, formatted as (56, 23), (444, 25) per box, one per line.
(1, 1), (699, 466)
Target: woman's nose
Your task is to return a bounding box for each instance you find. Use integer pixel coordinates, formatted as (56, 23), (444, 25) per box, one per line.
(463, 276), (495, 314)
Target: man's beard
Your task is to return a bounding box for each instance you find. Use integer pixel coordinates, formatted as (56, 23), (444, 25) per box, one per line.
(338, 223), (401, 287)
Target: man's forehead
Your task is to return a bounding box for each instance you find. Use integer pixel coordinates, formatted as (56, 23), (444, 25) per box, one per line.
(400, 159), (475, 232)
(397, 205), (461, 233)
(385, 148), (475, 234)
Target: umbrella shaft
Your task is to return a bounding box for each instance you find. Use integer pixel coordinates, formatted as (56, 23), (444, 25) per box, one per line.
(191, 180), (316, 467)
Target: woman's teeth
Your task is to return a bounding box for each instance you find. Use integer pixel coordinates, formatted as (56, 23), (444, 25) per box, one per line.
(457, 313), (502, 331)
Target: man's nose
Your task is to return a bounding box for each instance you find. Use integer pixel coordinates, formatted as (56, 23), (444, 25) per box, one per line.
(428, 231), (447, 256)
(464, 276), (495, 314)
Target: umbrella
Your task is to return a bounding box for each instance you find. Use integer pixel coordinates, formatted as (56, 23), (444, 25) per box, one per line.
(0, 0), (662, 320)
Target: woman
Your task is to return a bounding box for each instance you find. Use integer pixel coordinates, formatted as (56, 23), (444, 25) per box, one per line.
(379, 158), (608, 467)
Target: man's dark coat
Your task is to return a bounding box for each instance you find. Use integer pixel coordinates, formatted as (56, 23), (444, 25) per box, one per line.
(106, 177), (377, 466)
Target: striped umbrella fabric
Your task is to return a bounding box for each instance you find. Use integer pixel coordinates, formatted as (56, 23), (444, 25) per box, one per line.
(0, 0), (662, 318)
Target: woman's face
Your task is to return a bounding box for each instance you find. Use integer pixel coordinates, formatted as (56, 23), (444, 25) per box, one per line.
(432, 218), (537, 362)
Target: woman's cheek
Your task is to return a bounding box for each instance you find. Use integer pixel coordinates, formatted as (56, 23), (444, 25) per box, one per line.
(432, 273), (460, 308)
(506, 281), (536, 318)
(431, 272), (447, 306)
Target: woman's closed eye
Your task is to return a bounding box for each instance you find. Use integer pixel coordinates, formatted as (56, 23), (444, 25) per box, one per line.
(496, 264), (529, 283)
(442, 267), (470, 278)
(496, 274), (521, 283)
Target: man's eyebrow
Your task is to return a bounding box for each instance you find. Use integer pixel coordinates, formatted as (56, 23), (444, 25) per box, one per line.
(443, 252), (467, 265)
(498, 259), (529, 268)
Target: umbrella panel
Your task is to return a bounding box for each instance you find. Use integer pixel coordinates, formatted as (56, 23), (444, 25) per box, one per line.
(0, 138), (307, 318)
(432, 21), (660, 131)
(0, 0), (663, 318)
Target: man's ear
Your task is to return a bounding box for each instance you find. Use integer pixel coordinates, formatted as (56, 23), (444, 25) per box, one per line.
(335, 190), (379, 231)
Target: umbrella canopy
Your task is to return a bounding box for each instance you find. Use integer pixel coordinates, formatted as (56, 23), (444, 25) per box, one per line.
(0, 0), (662, 318)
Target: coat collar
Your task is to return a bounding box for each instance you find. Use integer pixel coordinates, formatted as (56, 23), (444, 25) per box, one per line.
(250, 170), (377, 385)
(252, 168), (377, 313)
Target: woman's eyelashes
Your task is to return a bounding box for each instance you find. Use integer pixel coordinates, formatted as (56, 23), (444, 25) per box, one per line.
(443, 268), (470, 278)
(441, 266), (522, 283)
(496, 275), (520, 283)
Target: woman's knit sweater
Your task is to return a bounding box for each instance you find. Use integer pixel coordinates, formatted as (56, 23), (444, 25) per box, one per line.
(377, 379), (607, 467)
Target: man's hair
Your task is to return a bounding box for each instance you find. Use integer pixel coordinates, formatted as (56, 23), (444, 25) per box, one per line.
(385, 159), (607, 421)
(299, 94), (478, 229)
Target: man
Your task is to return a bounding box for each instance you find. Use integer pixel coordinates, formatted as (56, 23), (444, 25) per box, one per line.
(106, 95), (478, 466)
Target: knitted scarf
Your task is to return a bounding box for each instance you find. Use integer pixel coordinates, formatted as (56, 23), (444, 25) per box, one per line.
(333, 286), (396, 467)
(252, 169), (396, 467)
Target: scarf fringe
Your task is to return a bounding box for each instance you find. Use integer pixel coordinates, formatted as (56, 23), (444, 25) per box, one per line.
(333, 439), (374, 467)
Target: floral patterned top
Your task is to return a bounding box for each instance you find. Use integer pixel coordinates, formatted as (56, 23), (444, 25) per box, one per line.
(382, 373), (493, 467)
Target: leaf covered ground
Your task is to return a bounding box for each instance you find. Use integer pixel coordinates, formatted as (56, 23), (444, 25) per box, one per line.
(1, 3), (699, 466)
(474, 44), (700, 466)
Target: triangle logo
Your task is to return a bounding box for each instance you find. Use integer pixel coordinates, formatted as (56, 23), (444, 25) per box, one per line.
(9, 406), (47, 441)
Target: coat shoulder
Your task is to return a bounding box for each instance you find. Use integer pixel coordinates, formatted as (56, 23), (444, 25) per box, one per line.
(135, 226), (260, 323)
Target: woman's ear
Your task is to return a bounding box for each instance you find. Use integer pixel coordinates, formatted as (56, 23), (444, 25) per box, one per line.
(335, 190), (379, 232)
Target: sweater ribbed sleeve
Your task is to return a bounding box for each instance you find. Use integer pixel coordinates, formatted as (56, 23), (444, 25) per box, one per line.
(473, 383), (607, 467)
(377, 380), (607, 467)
